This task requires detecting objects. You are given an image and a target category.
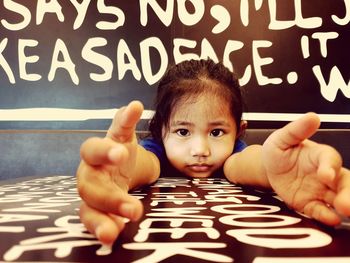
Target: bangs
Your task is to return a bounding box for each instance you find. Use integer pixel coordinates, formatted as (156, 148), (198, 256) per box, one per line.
(163, 79), (233, 133)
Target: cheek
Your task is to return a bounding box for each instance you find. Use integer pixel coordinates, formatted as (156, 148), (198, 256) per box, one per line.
(163, 137), (184, 158)
(212, 140), (235, 160)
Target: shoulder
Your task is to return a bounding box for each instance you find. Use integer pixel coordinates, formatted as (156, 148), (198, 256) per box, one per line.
(139, 137), (165, 161)
(234, 139), (247, 153)
(139, 137), (160, 148)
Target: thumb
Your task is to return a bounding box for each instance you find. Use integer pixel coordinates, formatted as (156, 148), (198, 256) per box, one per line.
(265, 112), (320, 150)
(107, 100), (144, 143)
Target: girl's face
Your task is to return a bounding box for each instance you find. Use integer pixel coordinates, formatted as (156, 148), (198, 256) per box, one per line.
(162, 94), (238, 178)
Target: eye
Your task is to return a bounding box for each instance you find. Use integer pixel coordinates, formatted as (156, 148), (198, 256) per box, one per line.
(210, 129), (224, 137)
(176, 129), (190, 137)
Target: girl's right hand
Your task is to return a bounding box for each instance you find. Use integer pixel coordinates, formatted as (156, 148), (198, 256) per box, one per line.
(76, 101), (144, 245)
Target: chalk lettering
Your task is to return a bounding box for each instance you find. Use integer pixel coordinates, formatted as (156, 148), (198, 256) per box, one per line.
(3, 215), (107, 261)
(152, 178), (191, 188)
(0, 38), (15, 84)
(240, 0), (264, 26)
(301, 35), (310, 59)
(48, 38), (79, 85)
(332, 0), (350, 26)
(36, 0), (64, 25)
(151, 191), (206, 206)
(134, 227), (220, 242)
(0, 213), (48, 224)
(153, 191), (199, 198)
(212, 204), (280, 215)
(123, 242), (233, 263)
(18, 39), (41, 81)
(140, 36), (168, 85)
(139, 218), (214, 228)
(0, 191), (52, 203)
(226, 228), (332, 249)
(117, 38), (142, 81)
(0, 226), (25, 233)
(253, 40), (282, 85)
(150, 198), (207, 206)
(4, 240), (103, 261)
(140, 0), (175, 27)
(96, 0), (125, 30)
(205, 194), (261, 203)
(39, 195), (80, 203)
(220, 214), (301, 227)
(147, 207), (214, 219)
(193, 178), (233, 185)
(211, 5), (230, 34)
(203, 189), (242, 194)
(3, 203), (71, 213)
(197, 184), (240, 189)
(70, 0), (91, 30)
(173, 38), (200, 62)
(268, 0), (322, 30)
(140, 0), (206, 27)
(222, 40), (244, 72)
(82, 37), (113, 82)
(313, 65), (350, 102)
(177, 0), (204, 26)
(1, 0), (31, 31)
(312, 32), (339, 58)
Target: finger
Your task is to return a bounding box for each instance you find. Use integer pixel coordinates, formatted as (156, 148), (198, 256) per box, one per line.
(79, 202), (125, 245)
(303, 200), (341, 226)
(107, 100), (144, 143)
(314, 144), (342, 188)
(266, 112), (320, 150)
(77, 167), (143, 221)
(80, 137), (129, 166)
(334, 168), (350, 216)
(323, 189), (336, 206)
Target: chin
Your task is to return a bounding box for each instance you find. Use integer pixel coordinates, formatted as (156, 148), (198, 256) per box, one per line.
(184, 172), (213, 179)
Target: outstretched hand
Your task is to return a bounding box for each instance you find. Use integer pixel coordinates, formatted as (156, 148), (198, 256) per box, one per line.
(263, 112), (350, 225)
(77, 101), (144, 244)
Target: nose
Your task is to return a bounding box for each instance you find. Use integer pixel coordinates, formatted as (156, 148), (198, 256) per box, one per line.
(190, 136), (210, 157)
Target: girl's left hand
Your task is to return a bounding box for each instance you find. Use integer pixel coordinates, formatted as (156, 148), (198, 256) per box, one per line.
(262, 112), (350, 225)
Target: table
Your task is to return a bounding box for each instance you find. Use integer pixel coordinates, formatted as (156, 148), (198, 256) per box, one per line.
(1, 175), (350, 262)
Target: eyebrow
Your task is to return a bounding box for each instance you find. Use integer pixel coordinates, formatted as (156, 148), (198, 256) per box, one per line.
(208, 121), (232, 127)
(170, 120), (232, 127)
(170, 121), (193, 127)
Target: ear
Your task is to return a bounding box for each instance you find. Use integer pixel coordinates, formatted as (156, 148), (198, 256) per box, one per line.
(237, 120), (247, 138)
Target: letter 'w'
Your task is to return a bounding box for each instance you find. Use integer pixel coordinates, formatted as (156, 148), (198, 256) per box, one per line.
(313, 65), (350, 102)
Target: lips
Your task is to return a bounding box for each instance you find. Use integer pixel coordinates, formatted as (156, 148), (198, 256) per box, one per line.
(188, 164), (212, 172)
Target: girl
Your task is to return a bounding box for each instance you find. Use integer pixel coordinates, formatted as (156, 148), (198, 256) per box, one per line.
(77, 59), (350, 245)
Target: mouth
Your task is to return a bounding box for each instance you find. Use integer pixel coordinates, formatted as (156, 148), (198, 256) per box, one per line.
(187, 164), (213, 173)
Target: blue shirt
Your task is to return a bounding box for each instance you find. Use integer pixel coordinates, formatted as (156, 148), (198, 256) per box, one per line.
(139, 138), (247, 178)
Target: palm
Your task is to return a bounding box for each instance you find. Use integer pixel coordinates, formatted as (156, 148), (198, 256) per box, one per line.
(261, 113), (343, 225)
(263, 139), (334, 212)
(104, 135), (139, 191)
(76, 101), (144, 244)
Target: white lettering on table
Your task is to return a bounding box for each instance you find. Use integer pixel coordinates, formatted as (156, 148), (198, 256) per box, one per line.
(3, 215), (108, 261)
(123, 242), (233, 263)
(226, 228), (332, 249)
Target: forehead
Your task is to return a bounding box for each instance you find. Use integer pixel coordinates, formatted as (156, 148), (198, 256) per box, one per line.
(170, 94), (233, 123)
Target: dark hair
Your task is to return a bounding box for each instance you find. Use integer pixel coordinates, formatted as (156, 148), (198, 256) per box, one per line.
(149, 58), (243, 141)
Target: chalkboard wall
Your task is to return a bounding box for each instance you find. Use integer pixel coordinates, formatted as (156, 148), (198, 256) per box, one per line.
(0, 0), (349, 129)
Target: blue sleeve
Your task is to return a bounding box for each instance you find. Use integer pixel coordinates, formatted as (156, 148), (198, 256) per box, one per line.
(233, 139), (247, 153)
(139, 138), (165, 162)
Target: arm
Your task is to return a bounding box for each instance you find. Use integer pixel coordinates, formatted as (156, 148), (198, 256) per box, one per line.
(129, 144), (160, 190)
(77, 101), (160, 244)
(224, 144), (270, 188)
(224, 112), (350, 226)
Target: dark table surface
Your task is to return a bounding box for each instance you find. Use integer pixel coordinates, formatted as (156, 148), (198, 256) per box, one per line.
(1, 174), (350, 263)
